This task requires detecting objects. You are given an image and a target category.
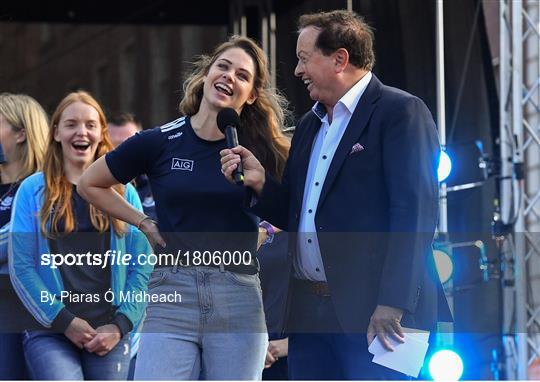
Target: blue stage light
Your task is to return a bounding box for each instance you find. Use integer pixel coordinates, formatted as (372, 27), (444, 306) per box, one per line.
(433, 249), (453, 284)
(429, 349), (464, 381)
(438, 150), (452, 182)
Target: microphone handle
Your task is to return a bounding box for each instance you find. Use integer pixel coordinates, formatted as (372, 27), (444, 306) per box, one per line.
(225, 126), (244, 185)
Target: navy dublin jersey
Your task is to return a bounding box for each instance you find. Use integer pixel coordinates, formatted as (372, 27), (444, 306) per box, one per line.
(105, 116), (258, 255)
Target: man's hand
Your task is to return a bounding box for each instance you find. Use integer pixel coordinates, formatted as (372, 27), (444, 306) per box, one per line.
(84, 324), (122, 356)
(220, 146), (265, 195)
(264, 338), (289, 368)
(64, 317), (97, 349)
(257, 227), (268, 250)
(264, 350), (276, 368)
(264, 338), (288, 369)
(367, 305), (405, 351)
(268, 338), (288, 358)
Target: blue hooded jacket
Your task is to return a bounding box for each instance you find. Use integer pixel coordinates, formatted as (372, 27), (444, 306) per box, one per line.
(8, 172), (153, 329)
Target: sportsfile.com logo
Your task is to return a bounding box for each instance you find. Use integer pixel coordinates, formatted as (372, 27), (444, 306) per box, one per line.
(171, 158), (194, 171)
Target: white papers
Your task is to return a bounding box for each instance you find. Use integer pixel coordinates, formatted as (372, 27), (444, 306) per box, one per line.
(368, 328), (430, 378)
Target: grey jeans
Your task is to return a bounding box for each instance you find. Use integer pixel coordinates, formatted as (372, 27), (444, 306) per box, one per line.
(134, 266), (268, 380)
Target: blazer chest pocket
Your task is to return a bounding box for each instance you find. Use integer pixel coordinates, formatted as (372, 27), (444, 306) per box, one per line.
(344, 146), (378, 172)
(348, 142), (366, 157)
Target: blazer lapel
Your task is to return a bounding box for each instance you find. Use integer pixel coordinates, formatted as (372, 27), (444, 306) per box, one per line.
(317, 75), (382, 211)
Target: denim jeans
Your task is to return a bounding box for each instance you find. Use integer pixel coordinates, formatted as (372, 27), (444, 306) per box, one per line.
(0, 286), (37, 379)
(23, 330), (130, 380)
(134, 266), (268, 380)
(0, 333), (28, 379)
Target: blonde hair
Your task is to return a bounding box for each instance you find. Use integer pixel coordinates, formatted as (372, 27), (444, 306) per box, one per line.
(41, 91), (125, 237)
(180, 35), (290, 180)
(0, 93), (49, 181)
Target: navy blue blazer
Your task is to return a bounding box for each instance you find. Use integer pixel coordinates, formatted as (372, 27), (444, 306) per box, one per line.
(253, 75), (452, 333)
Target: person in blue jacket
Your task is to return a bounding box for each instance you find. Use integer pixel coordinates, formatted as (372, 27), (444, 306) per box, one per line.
(0, 93), (49, 379)
(9, 91), (152, 380)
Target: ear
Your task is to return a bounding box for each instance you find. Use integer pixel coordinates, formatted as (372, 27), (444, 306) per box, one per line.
(53, 125), (60, 142)
(246, 90), (258, 105)
(15, 128), (26, 144)
(334, 48), (350, 73)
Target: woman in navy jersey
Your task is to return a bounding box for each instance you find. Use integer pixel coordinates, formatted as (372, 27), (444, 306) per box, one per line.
(9, 91), (151, 380)
(0, 93), (49, 379)
(78, 36), (290, 380)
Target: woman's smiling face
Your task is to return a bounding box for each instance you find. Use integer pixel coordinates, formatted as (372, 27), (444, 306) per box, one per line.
(54, 101), (103, 169)
(202, 47), (258, 115)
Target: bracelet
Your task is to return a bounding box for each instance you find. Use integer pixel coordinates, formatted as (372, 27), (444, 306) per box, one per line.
(136, 216), (156, 230)
(259, 221), (275, 245)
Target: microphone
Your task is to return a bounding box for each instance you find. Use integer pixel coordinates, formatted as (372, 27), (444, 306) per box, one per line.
(217, 108), (244, 185)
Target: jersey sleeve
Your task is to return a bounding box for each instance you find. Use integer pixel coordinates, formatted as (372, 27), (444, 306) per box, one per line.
(105, 128), (162, 185)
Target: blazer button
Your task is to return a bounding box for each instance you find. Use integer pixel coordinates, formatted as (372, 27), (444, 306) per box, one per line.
(319, 226), (323, 230)
(414, 287), (421, 303)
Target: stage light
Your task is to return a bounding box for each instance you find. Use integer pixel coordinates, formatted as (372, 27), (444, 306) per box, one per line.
(443, 140), (489, 190)
(438, 150), (452, 182)
(433, 249), (453, 284)
(429, 349), (464, 381)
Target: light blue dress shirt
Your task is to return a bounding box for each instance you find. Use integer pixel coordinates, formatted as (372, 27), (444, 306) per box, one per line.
(295, 71), (373, 281)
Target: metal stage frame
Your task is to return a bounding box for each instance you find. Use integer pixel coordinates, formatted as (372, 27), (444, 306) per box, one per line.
(499, 0), (540, 379)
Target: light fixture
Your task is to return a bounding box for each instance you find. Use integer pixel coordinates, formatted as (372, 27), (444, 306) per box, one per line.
(428, 349), (464, 381)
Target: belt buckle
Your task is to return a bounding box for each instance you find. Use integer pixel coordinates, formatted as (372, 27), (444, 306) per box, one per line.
(178, 257), (190, 267)
(172, 255), (189, 273)
(314, 282), (330, 297)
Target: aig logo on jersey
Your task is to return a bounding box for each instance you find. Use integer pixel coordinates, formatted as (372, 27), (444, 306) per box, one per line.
(171, 158), (194, 171)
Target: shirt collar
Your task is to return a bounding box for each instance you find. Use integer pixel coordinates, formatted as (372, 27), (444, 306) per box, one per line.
(311, 71), (373, 121)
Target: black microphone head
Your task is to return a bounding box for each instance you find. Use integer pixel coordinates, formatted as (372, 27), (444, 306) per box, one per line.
(216, 107), (240, 134)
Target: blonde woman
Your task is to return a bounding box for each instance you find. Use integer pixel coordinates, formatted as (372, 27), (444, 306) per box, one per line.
(78, 36), (290, 379)
(0, 93), (48, 379)
(9, 91), (152, 380)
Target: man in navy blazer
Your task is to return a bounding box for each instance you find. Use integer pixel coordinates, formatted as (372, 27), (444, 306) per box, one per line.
(221, 10), (451, 380)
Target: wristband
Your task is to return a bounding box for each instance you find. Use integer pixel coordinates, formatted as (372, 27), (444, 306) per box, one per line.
(259, 221), (275, 245)
(136, 216), (156, 230)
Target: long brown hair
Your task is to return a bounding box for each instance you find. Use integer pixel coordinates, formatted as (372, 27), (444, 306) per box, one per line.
(40, 91), (125, 237)
(180, 35), (290, 180)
